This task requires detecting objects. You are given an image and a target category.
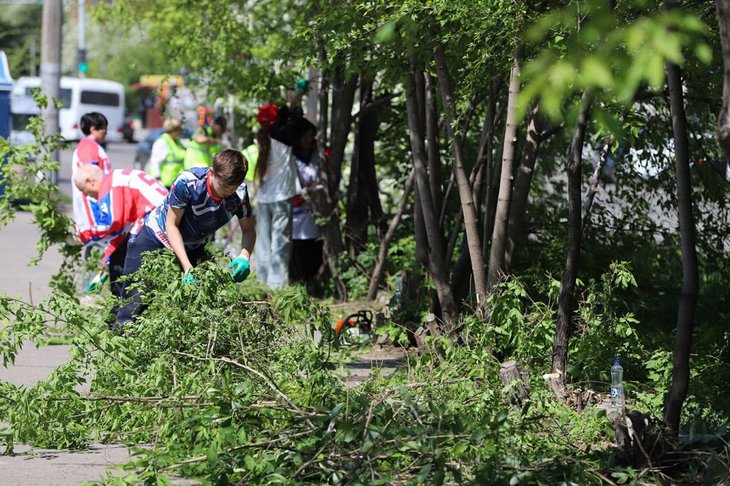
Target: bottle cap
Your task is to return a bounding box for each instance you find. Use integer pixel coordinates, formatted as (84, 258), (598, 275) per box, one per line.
(612, 358), (621, 365)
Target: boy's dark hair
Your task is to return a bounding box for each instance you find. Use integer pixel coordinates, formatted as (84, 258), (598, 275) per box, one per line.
(212, 149), (247, 187)
(80, 112), (108, 135)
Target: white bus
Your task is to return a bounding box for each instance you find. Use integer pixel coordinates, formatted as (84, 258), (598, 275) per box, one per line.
(12, 76), (126, 142)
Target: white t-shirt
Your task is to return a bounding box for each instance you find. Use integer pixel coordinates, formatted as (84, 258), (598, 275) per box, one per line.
(145, 137), (169, 179)
(292, 158), (321, 240)
(255, 138), (297, 203)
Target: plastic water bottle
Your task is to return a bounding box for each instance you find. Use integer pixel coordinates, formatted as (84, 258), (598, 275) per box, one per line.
(610, 358), (624, 407)
(394, 273), (403, 305)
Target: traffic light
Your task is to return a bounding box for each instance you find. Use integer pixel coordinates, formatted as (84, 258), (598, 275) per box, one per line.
(77, 49), (88, 75)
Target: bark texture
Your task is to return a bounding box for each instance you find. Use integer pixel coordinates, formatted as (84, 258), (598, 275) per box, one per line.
(505, 103), (540, 271)
(405, 61), (458, 326)
(433, 42), (488, 314)
(663, 30), (700, 436)
(552, 91), (592, 393)
(716, 0), (730, 163)
(488, 52), (521, 291)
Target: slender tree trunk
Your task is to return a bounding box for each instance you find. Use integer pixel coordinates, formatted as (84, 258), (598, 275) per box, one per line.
(582, 137), (612, 229)
(488, 51), (521, 291)
(505, 103), (540, 271)
(414, 186), (437, 314)
(446, 126), (491, 264)
(452, 92), (498, 305)
(663, 12), (700, 434)
(324, 63), (357, 286)
(367, 170), (415, 301)
(484, 141), (503, 255)
(314, 57), (347, 301)
(405, 63), (458, 326)
(425, 75), (442, 212)
(409, 67), (431, 315)
(433, 42), (488, 314)
(716, 0), (730, 163)
(328, 66), (358, 196)
(346, 78), (382, 254)
(483, 80), (507, 259)
(317, 49), (329, 156)
(551, 91), (592, 394)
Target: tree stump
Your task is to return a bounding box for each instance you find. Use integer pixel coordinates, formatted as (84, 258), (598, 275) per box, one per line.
(500, 360), (530, 406)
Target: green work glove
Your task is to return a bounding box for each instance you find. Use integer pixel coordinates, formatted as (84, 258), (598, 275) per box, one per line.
(295, 78), (310, 94)
(182, 271), (199, 286)
(229, 255), (251, 282)
(86, 272), (108, 294)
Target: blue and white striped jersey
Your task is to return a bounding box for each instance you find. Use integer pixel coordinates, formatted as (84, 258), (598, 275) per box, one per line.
(145, 167), (252, 250)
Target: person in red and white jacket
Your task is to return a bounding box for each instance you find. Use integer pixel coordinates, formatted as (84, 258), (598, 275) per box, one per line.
(72, 112), (113, 243)
(74, 165), (168, 299)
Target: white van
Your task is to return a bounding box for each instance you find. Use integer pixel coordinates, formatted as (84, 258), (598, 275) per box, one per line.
(12, 76), (125, 142)
(9, 92), (40, 147)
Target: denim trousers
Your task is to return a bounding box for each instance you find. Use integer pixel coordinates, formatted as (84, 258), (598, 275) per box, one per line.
(115, 226), (206, 330)
(255, 199), (292, 290)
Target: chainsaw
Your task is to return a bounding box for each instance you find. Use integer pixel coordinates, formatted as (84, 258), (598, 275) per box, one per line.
(335, 310), (373, 342)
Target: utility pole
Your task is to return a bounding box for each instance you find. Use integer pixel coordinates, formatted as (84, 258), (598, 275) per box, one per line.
(41, 0), (62, 185)
(77, 0), (87, 77)
(29, 38), (36, 77)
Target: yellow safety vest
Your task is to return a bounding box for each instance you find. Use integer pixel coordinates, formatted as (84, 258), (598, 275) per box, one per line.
(184, 141), (213, 169)
(242, 143), (258, 182)
(159, 133), (187, 187)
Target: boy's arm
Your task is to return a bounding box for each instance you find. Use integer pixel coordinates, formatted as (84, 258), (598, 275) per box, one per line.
(165, 206), (193, 272)
(238, 216), (256, 259)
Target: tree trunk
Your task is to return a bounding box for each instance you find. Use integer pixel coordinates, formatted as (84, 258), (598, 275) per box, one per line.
(716, 0), (730, 163)
(414, 187), (440, 316)
(411, 70), (434, 316)
(367, 170), (415, 301)
(328, 66), (358, 197)
(663, 16), (700, 435)
(452, 93), (498, 306)
(582, 137), (612, 229)
(551, 91), (592, 394)
(425, 75), (442, 212)
(488, 51), (521, 291)
(322, 62), (357, 300)
(346, 79), (383, 255)
(433, 42), (488, 315)
(505, 103), (540, 271)
(314, 59), (347, 301)
(405, 62), (458, 326)
(483, 80), (507, 259)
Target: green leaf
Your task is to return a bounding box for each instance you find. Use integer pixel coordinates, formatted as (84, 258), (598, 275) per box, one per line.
(694, 43), (712, 64)
(581, 56), (613, 89)
(375, 21), (396, 43)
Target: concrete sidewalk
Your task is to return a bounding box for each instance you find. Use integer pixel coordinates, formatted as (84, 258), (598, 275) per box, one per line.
(0, 211), (131, 485)
(0, 144), (139, 485)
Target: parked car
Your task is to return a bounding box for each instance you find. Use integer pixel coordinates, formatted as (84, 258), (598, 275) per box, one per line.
(133, 127), (192, 171)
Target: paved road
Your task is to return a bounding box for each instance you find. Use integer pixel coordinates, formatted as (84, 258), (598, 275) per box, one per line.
(0, 141), (138, 485)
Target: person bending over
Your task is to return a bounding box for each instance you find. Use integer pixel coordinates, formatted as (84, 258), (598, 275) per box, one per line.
(115, 149), (256, 328)
(73, 165), (168, 308)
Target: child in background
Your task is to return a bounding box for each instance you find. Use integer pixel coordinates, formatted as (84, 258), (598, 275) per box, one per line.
(72, 112), (111, 244)
(289, 118), (324, 294)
